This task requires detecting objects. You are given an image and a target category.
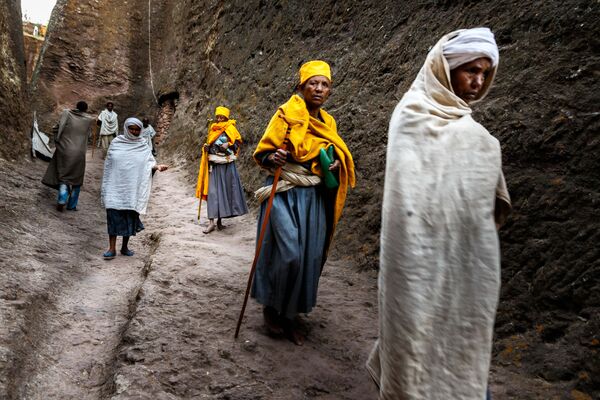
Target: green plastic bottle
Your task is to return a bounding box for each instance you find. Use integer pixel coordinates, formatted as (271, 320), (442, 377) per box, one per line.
(319, 146), (339, 189)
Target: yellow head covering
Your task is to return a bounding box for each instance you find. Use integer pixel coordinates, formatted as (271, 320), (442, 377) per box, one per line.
(215, 106), (230, 119)
(299, 60), (332, 86)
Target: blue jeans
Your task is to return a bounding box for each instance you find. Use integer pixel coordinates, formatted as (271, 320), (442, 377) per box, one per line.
(58, 183), (81, 209)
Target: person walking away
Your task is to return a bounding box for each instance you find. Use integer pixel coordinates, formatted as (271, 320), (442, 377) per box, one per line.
(42, 101), (94, 211)
(100, 117), (168, 259)
(97, 101), (118, 158)
(250, 60), (355, 345)
(195, 106), (248, 233)
(141, 117), (157, 155)
(366, 28), (511, 400)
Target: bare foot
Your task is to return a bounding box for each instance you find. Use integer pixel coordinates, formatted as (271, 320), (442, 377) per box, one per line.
(283, 317), (305, 346)
(289, 329), (304, 346)
(217, 222), (226, 230)
(203, 223), (216, 234)
(263, 307), (283, 335)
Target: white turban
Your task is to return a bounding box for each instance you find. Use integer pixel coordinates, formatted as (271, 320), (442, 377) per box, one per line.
(442, 27), (499, 70)
(123, 117), (144, 141)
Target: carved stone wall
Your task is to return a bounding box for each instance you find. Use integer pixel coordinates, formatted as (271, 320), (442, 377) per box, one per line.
(0, 0), (29, 159)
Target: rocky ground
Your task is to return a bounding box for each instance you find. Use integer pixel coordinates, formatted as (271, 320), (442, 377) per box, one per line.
(1, 149), (594, 399)
(0, 151), (378, 399)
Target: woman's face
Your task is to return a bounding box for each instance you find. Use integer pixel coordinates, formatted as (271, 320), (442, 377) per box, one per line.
(299, 75), (331, 109)
(450, 57), (492, 103)
(215, 115), (228, 123)
(127, 124), (142, 136)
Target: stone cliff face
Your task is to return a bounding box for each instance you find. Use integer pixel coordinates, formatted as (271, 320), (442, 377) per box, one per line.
(17, 0), (600, 396)
(151, 1), (600, 395)
(31, 0), (158, 131)
(0, 0), (28, 159)
(23, 34), (44, 83)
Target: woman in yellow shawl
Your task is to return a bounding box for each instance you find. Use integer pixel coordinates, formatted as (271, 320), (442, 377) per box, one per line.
(195, 106), (248, 233)
(251, 60), (356, 345)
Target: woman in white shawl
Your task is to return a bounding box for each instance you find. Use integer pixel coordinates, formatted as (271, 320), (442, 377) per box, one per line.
(367, 28), (511, 400)
(101, 117), (168, 259)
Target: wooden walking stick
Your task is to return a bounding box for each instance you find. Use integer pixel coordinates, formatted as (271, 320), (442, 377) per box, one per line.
(197, 118), (214, 221)
(235, 114), (298, 339)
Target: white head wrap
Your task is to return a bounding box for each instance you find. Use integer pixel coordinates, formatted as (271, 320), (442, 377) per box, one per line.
(123, 117), (144, 141)
(442, 27), (499, 70)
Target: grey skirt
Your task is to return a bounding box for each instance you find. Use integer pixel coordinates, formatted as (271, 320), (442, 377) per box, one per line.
(206, 162), (248, 219)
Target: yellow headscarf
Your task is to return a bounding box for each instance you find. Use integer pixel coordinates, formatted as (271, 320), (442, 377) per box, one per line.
(299, 60), (332, 85)
(253, 94), (355, 247)
(195, 119), (242, 199)
(215, 106), (230, 118)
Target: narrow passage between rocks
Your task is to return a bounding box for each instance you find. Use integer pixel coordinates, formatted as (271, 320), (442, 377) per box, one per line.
(4, 150), (379, 399)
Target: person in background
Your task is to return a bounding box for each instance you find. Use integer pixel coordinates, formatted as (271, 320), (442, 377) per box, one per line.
(97, 101), (118, 158)
(367, 28), (511, 400)
(195, 106), (248, 233)
(101, 117), (168, 259)
(141, 117), (157, 156)
(42, 101), (94, 211)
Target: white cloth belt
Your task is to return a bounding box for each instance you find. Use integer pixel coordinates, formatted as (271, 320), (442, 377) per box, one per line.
(208, 153), (237, 164)
(254, 163), (322, 203)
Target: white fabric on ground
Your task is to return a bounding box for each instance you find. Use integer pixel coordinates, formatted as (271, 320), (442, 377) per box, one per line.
(101, 118), (156, 214)
(367, 29), (510, 400)
(98, 109), (119, 136)
(442, 27), (499, 70)
(31, 112), (54, 159)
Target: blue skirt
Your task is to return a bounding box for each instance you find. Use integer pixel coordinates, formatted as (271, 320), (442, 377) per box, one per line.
(106, 209), (145, 237)
(251, 178), (328, 318)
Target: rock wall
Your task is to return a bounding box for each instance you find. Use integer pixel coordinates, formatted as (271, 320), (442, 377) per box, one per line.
(149, 0), (599, 396)
(23, 34), (44, 83)
(28, 0), (600, 396)
(31, 0), (159, 131)
(0, 0), (29, 159)
(22, 21), (46, 83)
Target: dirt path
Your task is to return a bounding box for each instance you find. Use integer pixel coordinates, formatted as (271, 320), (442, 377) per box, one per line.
(1, 150), (379, 399)
(0, 152), (151, 399)
(0, 149), (570, 400)
(109, 164), (380, 399)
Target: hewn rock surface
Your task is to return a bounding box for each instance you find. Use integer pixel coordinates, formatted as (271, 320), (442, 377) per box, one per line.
(22, 34), (44, 83)
(3, 0), (599, 398)
(31, 0), (158, 131)
(151, 4), (599, 394)
(0, 0), (28, 159)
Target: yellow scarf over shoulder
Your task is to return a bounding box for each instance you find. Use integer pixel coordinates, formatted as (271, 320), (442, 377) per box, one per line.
(195, 120), (242, 199)
(253, 94), (356, 233)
